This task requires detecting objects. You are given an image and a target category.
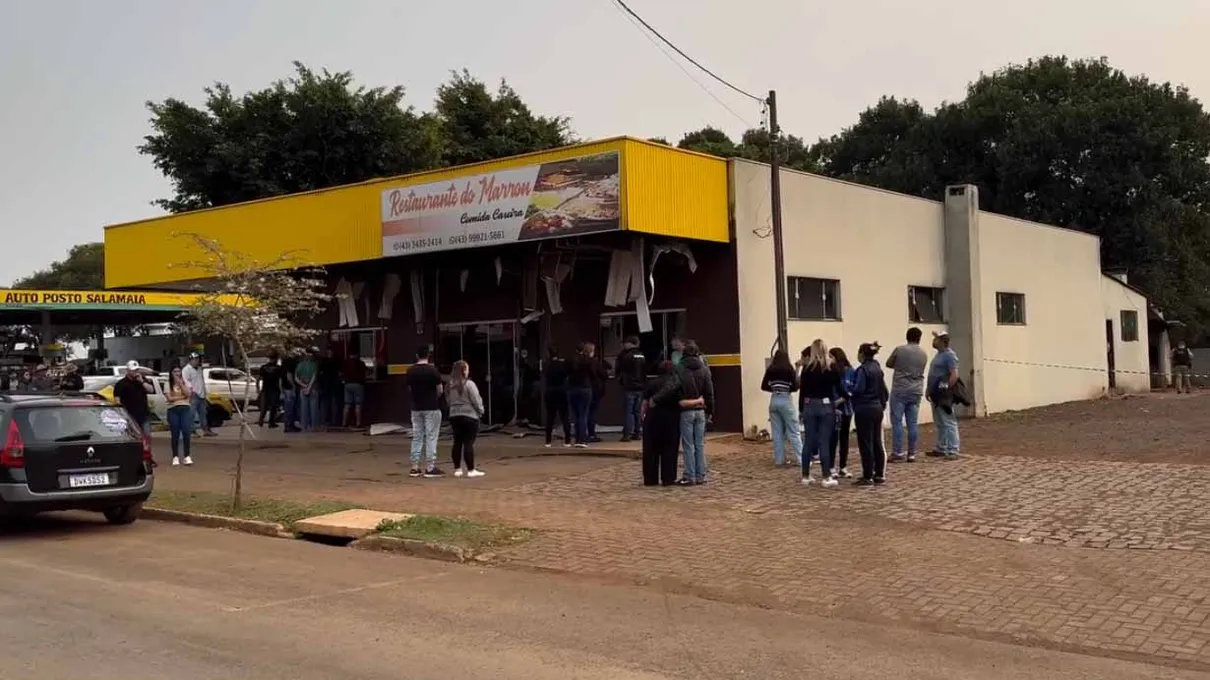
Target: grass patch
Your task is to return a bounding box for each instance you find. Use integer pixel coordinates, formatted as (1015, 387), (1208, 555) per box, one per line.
(376, 515), (533, 551)
(150, 490), (356, 528)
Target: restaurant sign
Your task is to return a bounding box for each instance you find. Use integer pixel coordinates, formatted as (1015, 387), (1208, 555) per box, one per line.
(381, 151), (622, 256)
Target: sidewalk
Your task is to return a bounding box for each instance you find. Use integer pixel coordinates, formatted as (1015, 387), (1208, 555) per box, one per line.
(151, 433), (1210, 671)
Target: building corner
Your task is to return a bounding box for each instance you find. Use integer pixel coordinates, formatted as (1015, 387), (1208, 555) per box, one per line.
(943, 185), (988, 417)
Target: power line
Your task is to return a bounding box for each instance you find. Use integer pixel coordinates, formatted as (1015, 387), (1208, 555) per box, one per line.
(611, 0), (756, 127)
(609, 0), (765, 104)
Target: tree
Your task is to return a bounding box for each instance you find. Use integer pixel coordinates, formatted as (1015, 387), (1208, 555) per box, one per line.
(176, 234), (331, 510)
(675, 126), (818, 172)
(13, 242), (105, 289)
(809, 57), (1210, 334)
(141, 62), (444, 213)
(433, 70), (572, 167)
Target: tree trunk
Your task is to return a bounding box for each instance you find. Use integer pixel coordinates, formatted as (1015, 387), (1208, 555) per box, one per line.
(231, 344), (253, 513)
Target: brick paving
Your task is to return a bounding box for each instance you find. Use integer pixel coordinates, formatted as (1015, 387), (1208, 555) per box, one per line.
(154, 404), (1210, 669)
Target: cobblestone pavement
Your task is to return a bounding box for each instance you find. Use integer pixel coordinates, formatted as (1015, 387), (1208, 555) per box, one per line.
(154, 424), (1210, 669)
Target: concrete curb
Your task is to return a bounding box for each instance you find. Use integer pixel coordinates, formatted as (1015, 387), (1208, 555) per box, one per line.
(349, 535), (494, 564)
(142, 507), (296, 539)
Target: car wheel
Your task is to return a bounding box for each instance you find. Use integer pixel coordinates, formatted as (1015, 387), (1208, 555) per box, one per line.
(103, 503), (143, 525)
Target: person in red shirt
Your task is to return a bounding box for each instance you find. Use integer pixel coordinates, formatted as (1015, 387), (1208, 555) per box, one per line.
(342, 350), (369, 428)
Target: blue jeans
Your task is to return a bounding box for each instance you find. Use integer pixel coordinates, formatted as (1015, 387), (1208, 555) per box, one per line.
(768, 394), (803, 465)
(680, 409), (707, 481)
(623, 390), (644, 437)
(932, 403), (961, 454)
(409, 410), (442, 467)
(283, 389), (298, 430)
(889, 392), (921, 456)
(802, 400), (835, 478)
(167, 405), (192, 459)
(567, 387), (593, 444)
(189, 395), (210, 433)
(299, 390), (320, 431)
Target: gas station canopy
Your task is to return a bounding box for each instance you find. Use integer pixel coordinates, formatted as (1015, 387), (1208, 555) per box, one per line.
(0, 289), (240, 326)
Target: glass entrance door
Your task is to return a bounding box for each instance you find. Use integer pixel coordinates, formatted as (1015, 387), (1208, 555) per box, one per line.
(436, 321), (517, 426)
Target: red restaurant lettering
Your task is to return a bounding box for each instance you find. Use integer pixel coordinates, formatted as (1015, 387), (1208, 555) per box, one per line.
(477, 175), (531, 204)
(388, 185), (459, 217)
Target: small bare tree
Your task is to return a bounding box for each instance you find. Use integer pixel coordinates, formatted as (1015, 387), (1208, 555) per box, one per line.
(174, 234), (331, 510)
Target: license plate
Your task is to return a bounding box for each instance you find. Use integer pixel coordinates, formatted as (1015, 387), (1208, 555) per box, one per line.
(68, 473), (111, 488)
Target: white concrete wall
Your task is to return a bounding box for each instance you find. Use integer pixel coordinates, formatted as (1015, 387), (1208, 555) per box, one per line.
(1101, 276), (1152, 393)
(977, 214), (1109, 411)
(732, 160), (945, 434)
(732, 159), (1143, 432)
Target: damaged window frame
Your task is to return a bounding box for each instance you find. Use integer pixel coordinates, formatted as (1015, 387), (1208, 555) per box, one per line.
(995, 292), (1027, 325)
(1120, 310), (1140, 342)
(599, 309), (687, 375)
(328, 326), (388, 381)
(787, 277), (841, 321)
(908, 285), (946, 324)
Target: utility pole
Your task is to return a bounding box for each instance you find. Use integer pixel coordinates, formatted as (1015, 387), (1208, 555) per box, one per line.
(767, 90), (788, 354)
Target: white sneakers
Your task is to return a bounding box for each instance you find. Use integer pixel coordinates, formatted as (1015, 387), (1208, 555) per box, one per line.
(454, 468), (485, 478)
(171, 456), (195, 467)
(821, 477), (839, 489)
(454, 469), (464, 478)
(801, 476), (815, 486)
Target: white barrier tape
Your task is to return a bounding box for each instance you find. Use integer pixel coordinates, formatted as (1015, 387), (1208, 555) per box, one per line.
(983, 357), (1206, 380)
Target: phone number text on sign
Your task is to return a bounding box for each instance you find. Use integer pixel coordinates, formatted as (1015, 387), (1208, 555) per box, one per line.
(449, 230), (506, 246)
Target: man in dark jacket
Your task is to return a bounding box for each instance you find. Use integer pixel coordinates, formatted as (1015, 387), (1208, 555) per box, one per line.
(654, 341), (713, 485)
(543, 346), (572, 447)
(616, 336), (647, 442)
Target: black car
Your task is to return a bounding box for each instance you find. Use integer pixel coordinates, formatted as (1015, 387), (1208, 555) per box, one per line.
(0, 393), (154, 525)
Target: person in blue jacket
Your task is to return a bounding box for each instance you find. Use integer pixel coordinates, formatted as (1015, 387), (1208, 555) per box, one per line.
(849, 342), (889, 486)
(828, 347), (856, 479)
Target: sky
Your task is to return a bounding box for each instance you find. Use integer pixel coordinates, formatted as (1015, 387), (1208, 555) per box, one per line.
(1, 0), (1208, 286)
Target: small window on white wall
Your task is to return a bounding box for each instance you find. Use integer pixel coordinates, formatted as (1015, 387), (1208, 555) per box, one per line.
(996, 292), (1026, 325)
(788, 277), (841, 321)
(1120, 310), (1139, 342)
(908, 286), (946, 323)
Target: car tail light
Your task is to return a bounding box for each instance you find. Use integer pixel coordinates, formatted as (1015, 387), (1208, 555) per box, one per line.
(0, 419), (24, 468)
(142, 432), (154, 463)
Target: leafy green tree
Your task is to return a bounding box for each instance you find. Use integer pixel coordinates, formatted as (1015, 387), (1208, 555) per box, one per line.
(433, 70), (572, 167)
(676, 126), (817, 172)
(14, 242), (105, 289)
(810, 57), (1210, 334)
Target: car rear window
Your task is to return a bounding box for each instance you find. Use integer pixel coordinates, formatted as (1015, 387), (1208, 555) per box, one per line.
(14, 405), (142, 443)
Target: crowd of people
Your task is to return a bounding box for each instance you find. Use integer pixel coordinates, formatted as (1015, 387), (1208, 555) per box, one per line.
(760, 327), (968, 488)
(402, 336), (718, 484)
(254, 347), (371, 432)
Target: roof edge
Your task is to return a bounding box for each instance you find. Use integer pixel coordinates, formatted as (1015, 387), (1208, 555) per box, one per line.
(106, 136), (723, 231)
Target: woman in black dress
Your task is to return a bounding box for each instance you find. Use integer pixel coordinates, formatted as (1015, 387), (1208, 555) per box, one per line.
(641, 360), (680, 486)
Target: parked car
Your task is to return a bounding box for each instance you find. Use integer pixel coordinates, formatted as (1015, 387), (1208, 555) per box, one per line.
(88, 365), (159, 378)
(84, 375), (237, 429)
(203, 367), (259, 410)
(0, 393), (154, 524)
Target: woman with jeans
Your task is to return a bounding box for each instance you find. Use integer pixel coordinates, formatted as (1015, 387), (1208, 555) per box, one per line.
(166, 366), (194, 466)
(446, 360), (486, 478)
(828, 347), (856, 479)
(760, 350), (802, 467)
(798, 339), (844, 488)
(850, 342), (890, 486)
(566, 342), (596, 448)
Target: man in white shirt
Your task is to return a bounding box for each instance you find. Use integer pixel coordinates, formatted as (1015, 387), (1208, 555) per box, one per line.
(182, 353), (217, 437)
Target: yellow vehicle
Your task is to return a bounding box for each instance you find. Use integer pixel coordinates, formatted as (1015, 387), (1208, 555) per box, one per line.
(86, 375), (237, 430)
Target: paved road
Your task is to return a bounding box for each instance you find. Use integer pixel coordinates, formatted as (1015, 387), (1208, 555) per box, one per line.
(0, 517), (1204, 680)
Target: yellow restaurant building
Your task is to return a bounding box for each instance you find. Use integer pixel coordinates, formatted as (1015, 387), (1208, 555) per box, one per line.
(104, 138), (743, 429)
(104, 137), (1155, 435)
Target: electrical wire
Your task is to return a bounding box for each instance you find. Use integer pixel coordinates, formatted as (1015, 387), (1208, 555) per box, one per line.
(611, 0), (755, 128)
(610, 0), (765, 104)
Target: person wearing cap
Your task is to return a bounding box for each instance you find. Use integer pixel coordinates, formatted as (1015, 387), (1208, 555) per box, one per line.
(113, 361), (154, 436)
(59, 362), (84, 392)
(885, 327), (928, 462)
(849, 342), (889, 486)
(182, 353), (216, 436)
(926, 331), (961, 459)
